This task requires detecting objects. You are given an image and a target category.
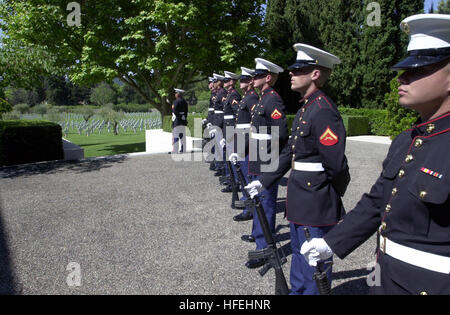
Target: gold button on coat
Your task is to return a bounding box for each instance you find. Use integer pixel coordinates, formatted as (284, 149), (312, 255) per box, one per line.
(426, 124), (435, 133)
(419, 191), (427, 199)
(405, 155), (414, 163)
(399, 170), (405, 178)
(381, 222), (387, 230)
(385, 204), (391, 212)
(392, 188), (398, 196)
(414, 139), (423, 148)
(420, 291), (428, 295)
(307, 182), (312, 187)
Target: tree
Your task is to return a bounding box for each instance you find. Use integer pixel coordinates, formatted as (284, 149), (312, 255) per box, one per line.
(438, 0), (450, 13)
(264, 0), (424, 110)
(90, 82), (117, 106)
(44, 76), (70, 105)
(0, 0), (265, 115)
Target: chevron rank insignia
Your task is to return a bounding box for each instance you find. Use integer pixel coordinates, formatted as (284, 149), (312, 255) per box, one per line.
(271, 109), (282, 120)
(251, 104), (256, 112)
(320, 127), (338, 146)
(222, 97), (227, 102)
(232, 99), (239, 105)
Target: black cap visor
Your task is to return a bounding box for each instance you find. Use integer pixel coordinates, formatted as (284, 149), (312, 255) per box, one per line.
(288, 60), (317, 71)
(240, 75), (253, 81)
(391, 48), (450, 70)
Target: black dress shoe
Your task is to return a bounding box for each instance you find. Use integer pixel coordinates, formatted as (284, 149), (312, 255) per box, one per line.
(233, 212), (253, 222)
(245, 258), (267, 269)
(241, 234), (255, 242)
(221, 185), (233, 193)
(214, 169), (225, 176)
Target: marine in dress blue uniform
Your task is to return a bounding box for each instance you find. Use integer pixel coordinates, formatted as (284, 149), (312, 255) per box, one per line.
(244, 58), (289, 269)
(211, 73), (228, 175)
(221, 71), (242, 189)
(301, 14), (450, 295)
(231, 67), (260, 222)
(171, 88), (188, 154)
(249, 44), (349, 294)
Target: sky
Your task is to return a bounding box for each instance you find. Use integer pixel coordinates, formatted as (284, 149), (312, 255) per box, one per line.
(425, 0), (444, 11)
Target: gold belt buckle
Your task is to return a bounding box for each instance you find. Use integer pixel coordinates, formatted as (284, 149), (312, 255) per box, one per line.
(291, 160), (295, 169)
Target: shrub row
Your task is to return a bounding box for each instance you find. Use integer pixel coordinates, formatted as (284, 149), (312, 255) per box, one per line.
(163, 113), (371, 138)
(0, 120), (63, 166)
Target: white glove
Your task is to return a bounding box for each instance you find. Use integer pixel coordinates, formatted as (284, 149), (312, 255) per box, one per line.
(209, 129), (216, 137)
(202, 119), (208, 125)
(244, 180), (264, 199)
(220, 138), (226, 148)
(300, 238), (333, 267)
(228, 153), (239, 164)
(171, 113), (176, 122)
(206, 123), (212, 128)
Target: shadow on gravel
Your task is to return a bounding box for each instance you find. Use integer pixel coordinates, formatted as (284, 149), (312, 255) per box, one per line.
(332, 268), (371, 295)
(0, 156), (128, 179)
(0, 200), (17, 294)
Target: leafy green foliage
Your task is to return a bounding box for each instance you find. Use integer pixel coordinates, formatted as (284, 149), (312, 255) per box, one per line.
(264, 0), (424, 110)
(1, 0), (265, 115)
(438, 0), (450, 13)
(0, 98), (12, 115)
(90, 82), (117, 106)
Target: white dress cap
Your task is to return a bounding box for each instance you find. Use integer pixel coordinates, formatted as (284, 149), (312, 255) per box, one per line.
(213, 73), (226, 81)
(254, 58), (284, 74)
(174, 88), (185, 94)
(241, 67), (256, 77)
(402, 14), (450, 51)
(224, 71), (240, 80)
(291, 43), (341, 70)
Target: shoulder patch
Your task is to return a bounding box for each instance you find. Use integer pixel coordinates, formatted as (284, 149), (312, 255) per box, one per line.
(271, 109), (282, 120)
(222, 96), (227, 102)
(320, 127), (338, 146)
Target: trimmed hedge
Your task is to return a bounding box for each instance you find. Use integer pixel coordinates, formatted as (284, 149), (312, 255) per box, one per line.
(166, 113), (370, 137)
(0, 120), (64, 166)
(338, 107), (388, 136)
(341, 115), (370, 136)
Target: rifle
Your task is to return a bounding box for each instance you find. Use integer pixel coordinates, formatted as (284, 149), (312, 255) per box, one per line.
(234, 160), (289, 295)
(224, 158), (240, 209)
(303, 227), (333, 295)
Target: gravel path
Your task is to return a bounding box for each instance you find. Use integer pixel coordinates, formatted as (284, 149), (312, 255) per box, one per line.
(0, 139), (389, 295)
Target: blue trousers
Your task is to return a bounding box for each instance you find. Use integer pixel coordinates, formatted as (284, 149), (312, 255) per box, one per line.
(249, 174), (279, 250)
(238, 155), (251, 215)
(289, 223), (334, 295)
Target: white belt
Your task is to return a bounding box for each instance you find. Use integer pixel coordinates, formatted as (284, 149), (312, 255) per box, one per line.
(224, 115), (234, 120)
(236, 123), (251, 129)
(179, 112), (185, 114)
(292, 161), (325, 172)
(250, 133), (272, 140)
(208, 108), (214, 112)
(379, 236), (450, 274)
(214, 110), (224, 114)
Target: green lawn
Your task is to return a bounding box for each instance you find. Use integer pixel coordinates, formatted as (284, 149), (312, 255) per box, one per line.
(65, 129), (146, 158)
